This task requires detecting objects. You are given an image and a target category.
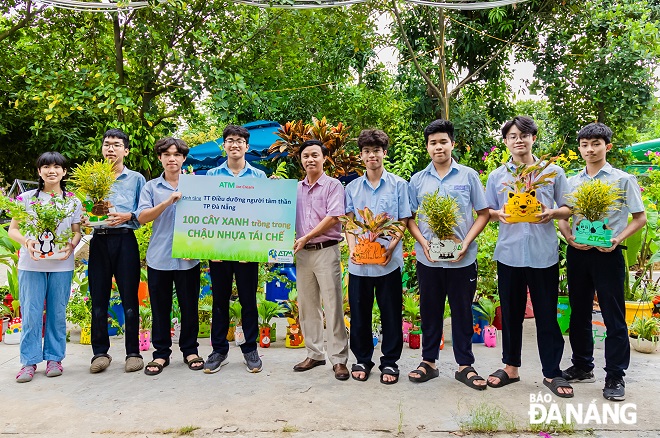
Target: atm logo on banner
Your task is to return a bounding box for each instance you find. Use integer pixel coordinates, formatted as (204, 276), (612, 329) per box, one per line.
(268, 249), (294, 263)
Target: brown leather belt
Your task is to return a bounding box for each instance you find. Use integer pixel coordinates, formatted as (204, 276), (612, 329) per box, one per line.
(303, 240), (339, 251)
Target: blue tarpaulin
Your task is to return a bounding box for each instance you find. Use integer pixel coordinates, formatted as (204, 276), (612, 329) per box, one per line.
(184, 120), (281, 172)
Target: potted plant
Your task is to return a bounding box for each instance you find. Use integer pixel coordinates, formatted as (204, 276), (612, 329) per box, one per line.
(0, 192), (76, 258)
(629, 316), (659, 353)
(68, 159), (116, 226)
(566, 179), (623, 247)
(139, 299), (152, 351)
(198, 294), (213, 338)
(402, 292), (421, 349)
(284, 289), (304, 348)
(474, 297), (499, 348)
(257, 293), (287, 348)
(228, 298), (242, 342)
(501, 156), (557, 223)
(66, 285), (92, 344)
(340, 207), (404, 264)
(557, 236), (571, 335)
(417, 189), (462, 261)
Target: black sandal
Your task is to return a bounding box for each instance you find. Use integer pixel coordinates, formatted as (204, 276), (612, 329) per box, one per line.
(543, 377), (574, 398)
(351, 363), (371, 382)
(408, 362), (439, 383)
(380, 366), (400, 385)
(144, 358), (170, 376)
(184, 355), (205, 371)
(455, 366), (487, 391)
(487, 368), (520, 388)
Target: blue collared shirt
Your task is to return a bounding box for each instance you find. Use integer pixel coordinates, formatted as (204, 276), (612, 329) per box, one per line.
(345, 169), (411, 276)
(567, 163), (645, 237)
(206, 161), (267, 179)
(137, 174), (199, 271)
(485, 160), (569, 268)
(410, 160), (488, 269)
(97, 166), (145, 230)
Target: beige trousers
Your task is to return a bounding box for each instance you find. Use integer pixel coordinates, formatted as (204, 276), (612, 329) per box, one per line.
(296, 245), (348, 365)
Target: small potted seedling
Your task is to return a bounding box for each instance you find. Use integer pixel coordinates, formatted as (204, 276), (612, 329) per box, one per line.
(402, 292), (421, 349)
(474, 297), (499, 348)
(68, 159), (116, 226)
(629, 316), (660, 354)
(139, 300), (152, 351)
(418, 189), (462, 261)
(566, 179), (623, 248)
(284, 289), (304, 348)
(501, 156), (557, 223)
(340, 207), (403, 264)
(197, 294), (213, 338)
(257, 293), (287, 348)
(227, 298), (242, 342)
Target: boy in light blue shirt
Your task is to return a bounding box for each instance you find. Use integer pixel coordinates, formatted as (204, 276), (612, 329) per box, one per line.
(344, 129), (411, 384)
(559, 122), (646, 402)
(407, 119), (490, 389)
(485, 116), (573, 398)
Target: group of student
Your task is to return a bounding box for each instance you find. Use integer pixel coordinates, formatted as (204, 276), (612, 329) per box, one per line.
(9, 117), (645, 403)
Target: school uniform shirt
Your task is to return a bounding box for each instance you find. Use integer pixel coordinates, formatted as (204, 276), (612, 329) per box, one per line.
(485, 160), (569, 268)
(16, 189), (82, 273)
(567, 163), (644, 237)
(206, 161), (267, 179)
(136, 174), (199, 271)
(296, 173), (344, 244)
(97, 166), (145, 231)
(345, 169), (412, 276)
(409, 160), (488, 269)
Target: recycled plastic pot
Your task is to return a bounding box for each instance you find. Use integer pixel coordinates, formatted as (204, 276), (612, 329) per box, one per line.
(557, 296), (571, 335)
(408, 330), (421, 349)
(574, 218), (613, 247)
(630, 336), (658, 354)
(483, 325), (497, 348)
(84, 200), (115, 227)
(372, 331), (379, 347)
(493, 306), (503, 331)
(0, 317), (8, 342)
(402, 320), (412, 343)
(138, 282), (149, 305)
(353, 241), (386, 264)
(471, 305), (487, 343)
(171, 318), (181, 343)
(198, 322), (211, 338)
(269, 322), (277, 343)
(31, 232), (63, 259)
(285, 322), (305, 348)
(80, 326), (91, 345)
(439, 333), (444, 350)
(226, 322), (235, 342)
(625, 301), (654, 328)
(503, 190), (541, 223)
(428, 236), (462, 262)
(139, 330), (151, 351)
(235, 325), (246, 346)
(259, 326), (271, 348)
(524, 291), (534, 319)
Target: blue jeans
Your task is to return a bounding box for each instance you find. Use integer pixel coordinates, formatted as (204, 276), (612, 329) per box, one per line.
(18, 270), (73, 366)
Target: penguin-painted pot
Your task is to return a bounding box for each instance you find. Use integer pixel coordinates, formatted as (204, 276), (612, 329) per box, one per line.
(32, 229), (63, 259)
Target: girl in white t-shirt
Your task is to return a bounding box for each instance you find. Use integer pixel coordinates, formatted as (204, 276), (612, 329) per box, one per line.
(8, 152), (82, 383)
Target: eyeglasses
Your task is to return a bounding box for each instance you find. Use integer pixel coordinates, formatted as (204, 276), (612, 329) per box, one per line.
(506, 133), (533, 141)
(102, 143), (125, 150)
(225, 139), (246, 146)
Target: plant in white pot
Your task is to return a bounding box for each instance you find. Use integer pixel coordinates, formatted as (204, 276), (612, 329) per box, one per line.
(629, 316), (659, 353)
(418, 189), (462, 261)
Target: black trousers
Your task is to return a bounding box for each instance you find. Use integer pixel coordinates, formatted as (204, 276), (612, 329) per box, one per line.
(497, 262), (563, 378)
(417, 262), (477, 365)
(348, 268), (403, 371)
(567, 246), (628, 379)
(89, 231), (141, 358)
(148, 265), (200, 360)
(209, 261), (259, 355)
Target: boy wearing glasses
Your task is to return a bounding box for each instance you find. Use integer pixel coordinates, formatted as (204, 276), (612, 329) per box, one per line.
(485, 116), (574, 398)
(204, 125), (266, 374)
(88, 129), (146, 374)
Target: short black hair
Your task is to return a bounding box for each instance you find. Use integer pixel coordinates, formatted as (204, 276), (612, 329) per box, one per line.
(424, 119), (455, 143)
(154, 137), (190, 158)
(103, 129), (129, 149)
(299, 139), (328, 157)
(357, 129), (389, 151)
(577, 122), (613, 144)
(223, 125), (250, 142)
(501, 116), (538, 138)
(35, 151), (68, 195)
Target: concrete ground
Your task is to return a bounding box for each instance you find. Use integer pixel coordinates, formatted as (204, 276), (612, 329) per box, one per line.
(1, 314), (659, 438)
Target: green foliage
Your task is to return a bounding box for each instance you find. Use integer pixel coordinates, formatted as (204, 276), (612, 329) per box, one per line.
(0, 222), (21, 269)
(67, 269), (92, 328)
(629, 316), (660, 342)
(198, 294), (213, 325)
(135, 222), (152, 265)
(476, 222), (498, 300)
(68, 160), (116, 203)
(402, 291), (421, 327)
(502, 156), (557, 193)
(340, 207), (404, 242)
(256, 293), (287, 327)
(229, 298), (242, 326)
(418, 190), (461, 239)
(139, 300), (152, 330)
(566, 179), (623, 222)
(0, 191), (75, 246)
(474, 296), (499, 326)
